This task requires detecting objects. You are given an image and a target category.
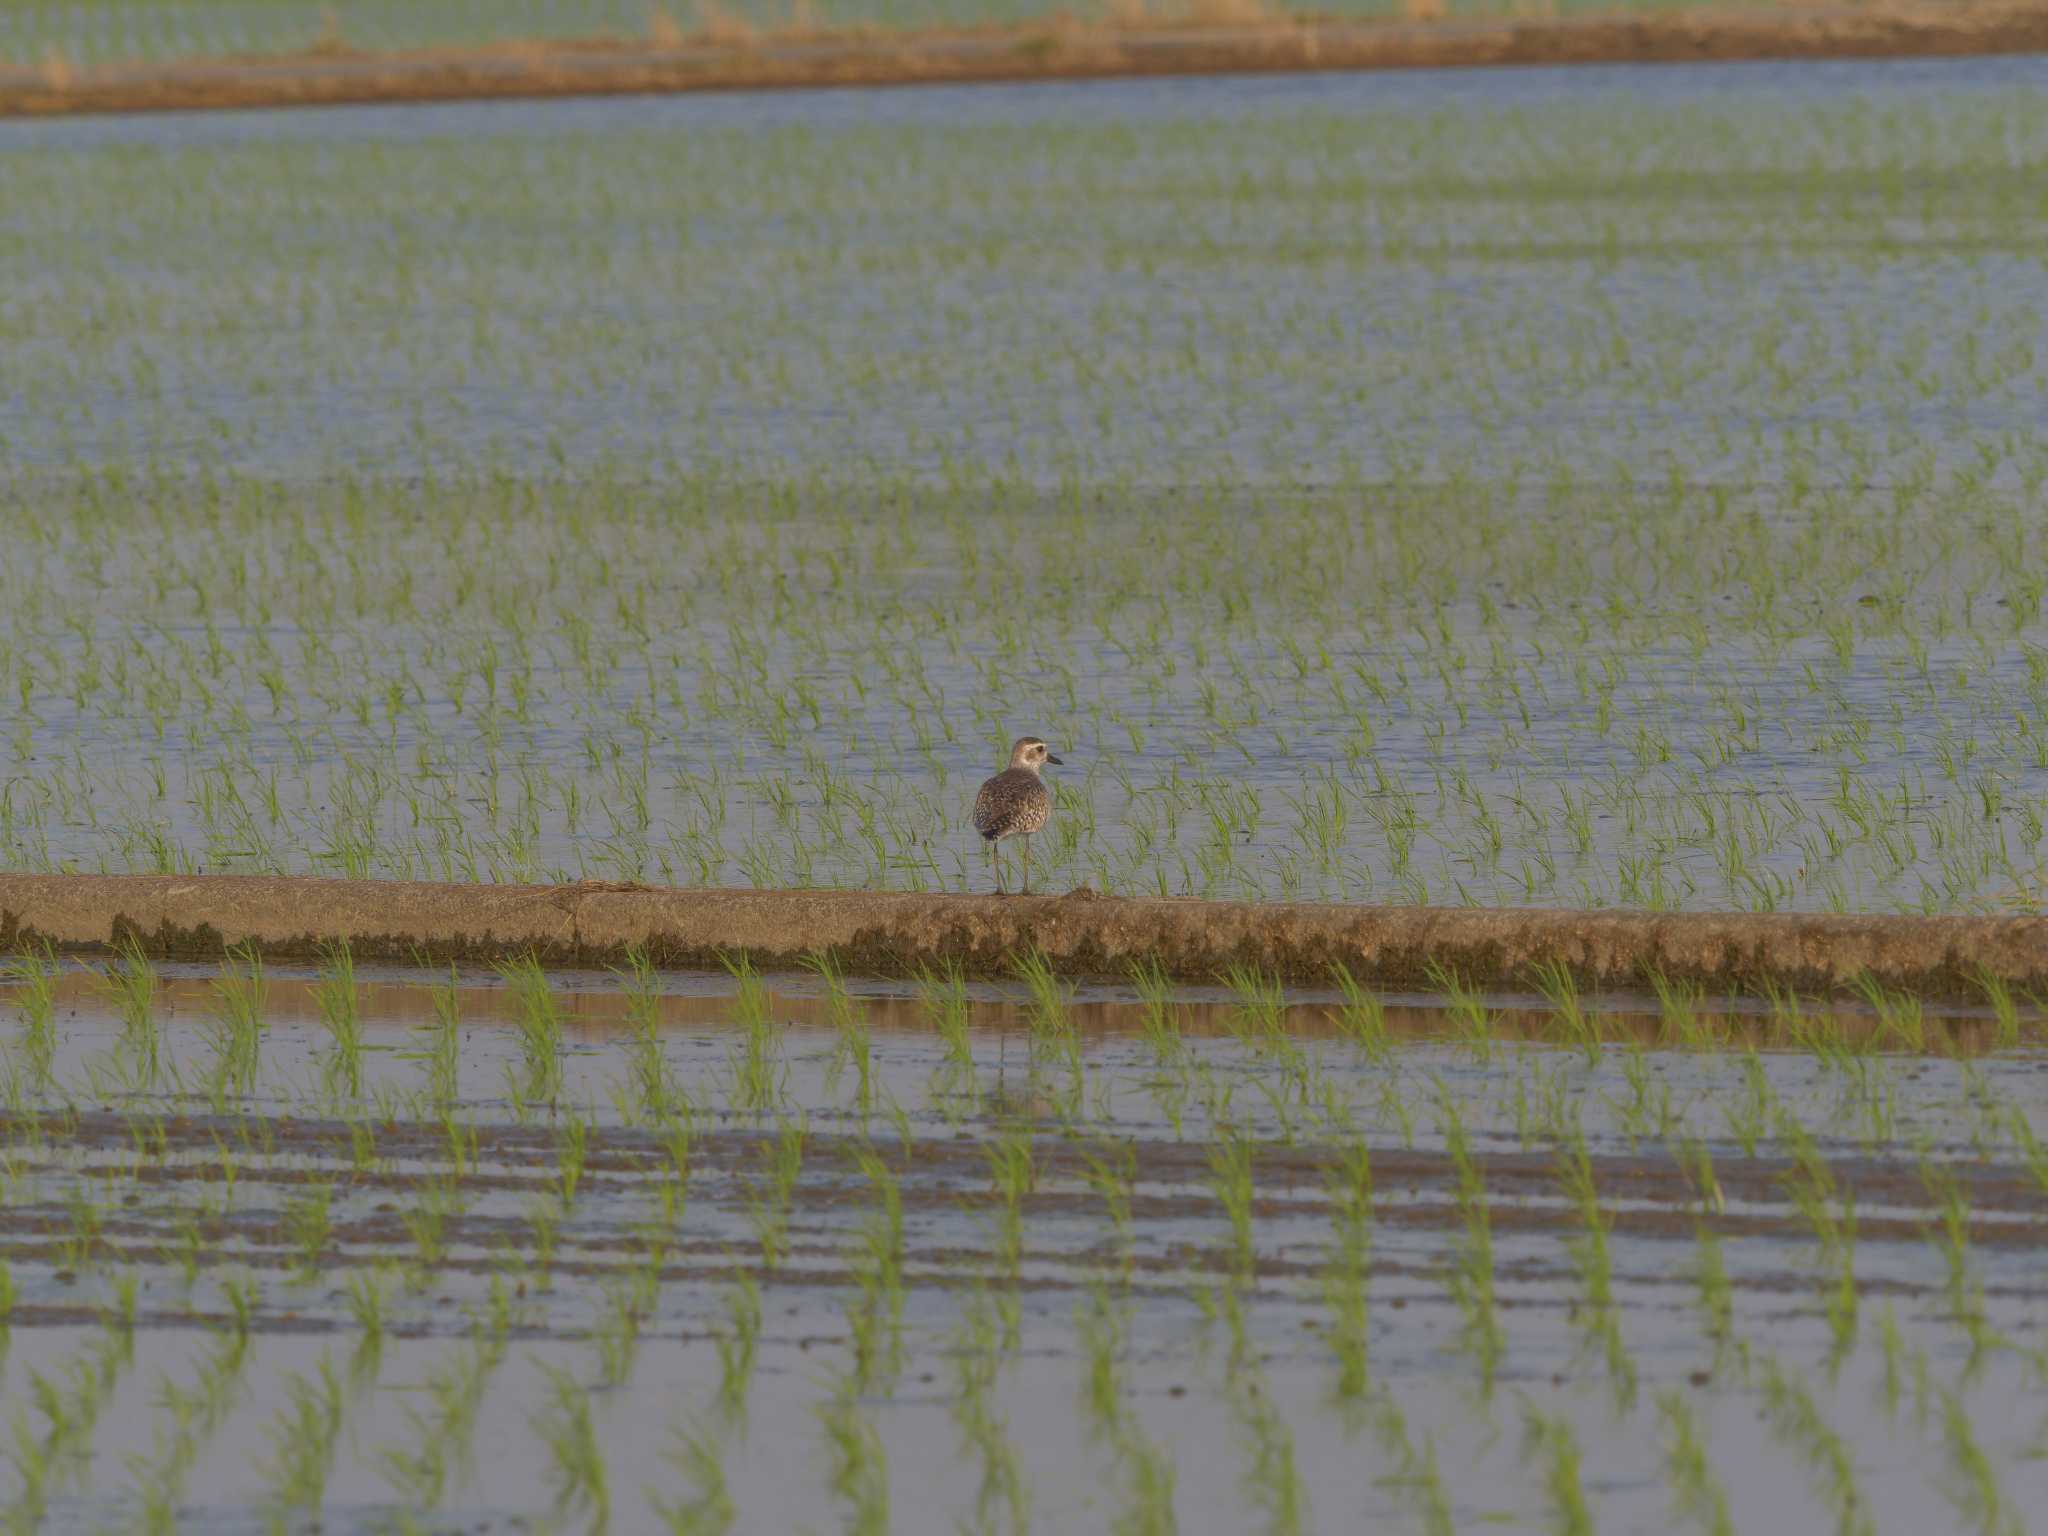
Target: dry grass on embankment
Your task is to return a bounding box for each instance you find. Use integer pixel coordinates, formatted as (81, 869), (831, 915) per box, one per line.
(2, 872), (2043, 996)
(5, 2), (2048, 118)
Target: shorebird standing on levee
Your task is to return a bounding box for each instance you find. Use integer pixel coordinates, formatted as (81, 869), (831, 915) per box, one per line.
(973, 737), (1063, 893)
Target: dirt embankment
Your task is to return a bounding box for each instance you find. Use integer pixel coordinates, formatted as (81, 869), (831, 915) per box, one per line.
(3, 3), (2047, 119)
(1, 871), (2042, 996)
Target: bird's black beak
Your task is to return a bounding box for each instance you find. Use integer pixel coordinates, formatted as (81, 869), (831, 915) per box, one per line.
(1046, 754), (1064, 765)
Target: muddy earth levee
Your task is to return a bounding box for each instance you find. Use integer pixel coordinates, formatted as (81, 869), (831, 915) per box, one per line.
(1, 872), (2045, 996)
(8, 3), (2048, 119)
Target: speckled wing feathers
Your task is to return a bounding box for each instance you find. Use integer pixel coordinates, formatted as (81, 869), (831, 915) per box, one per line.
(972, 767), (1050, 841)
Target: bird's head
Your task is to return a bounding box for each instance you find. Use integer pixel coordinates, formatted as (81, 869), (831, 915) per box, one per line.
(1010, 737), (1064, 771)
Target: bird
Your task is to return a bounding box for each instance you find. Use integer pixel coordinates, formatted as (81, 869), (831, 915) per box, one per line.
(972, 736), (1063, 894)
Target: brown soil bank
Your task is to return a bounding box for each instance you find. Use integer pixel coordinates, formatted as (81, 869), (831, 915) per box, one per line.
(4, 3), (2047, 119)
(0, 872), (2042, 996)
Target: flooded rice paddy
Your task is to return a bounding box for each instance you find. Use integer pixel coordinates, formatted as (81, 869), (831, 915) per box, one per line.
(8, 52), (2048, 1532)
(9, 62), (2048, 911)
(2, 950), (2047, 1533)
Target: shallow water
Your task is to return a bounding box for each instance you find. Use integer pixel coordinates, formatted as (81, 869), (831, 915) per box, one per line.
(2, 958), (2045, 1531)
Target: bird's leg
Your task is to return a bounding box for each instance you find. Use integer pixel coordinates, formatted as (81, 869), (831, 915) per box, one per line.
(1021, 835), (1031, 895)
(991, 839), (1005, 895)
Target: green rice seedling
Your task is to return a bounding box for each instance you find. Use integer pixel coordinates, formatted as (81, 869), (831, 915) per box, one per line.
(1721, 1049), (1775, 1156)
(1439, 1091), (1503, 1391)
(650, 1418), (735, 1536)
(806, 951), (874, 1116)
(377, 1338), (501, 1509)
(2008, 1107), (2048, 1194)
(1206, 1129), (1257, 1277)
(1648, 968), (1712, 1051)
(1680, 1137), (1726, 1217)
(714, 1273), (762, 1428)
(1080, 1139), (1137, 1276)
(1918, 1159), (1992, 1356)
(312, 941), (363, 1100)
(125, 1359), (229, 1536)
(474, 1279), (523, 1353)
(558, 1109), (590, 1206)
(498, 953), (566, 1107)
(199, 944), (266, 1107)
(1557, 1129), (1635, 1409)
(816, 1376), (888, 1536)
(61, 1185), (106, 1274)
(1935, 1381), (2021, 1536)
(4, 942), (58, 1089)
(915, 960), (974, 1070)
(218, 1270), (257, 1341)
(1760, 979), (1837, 1060)
(1532, 960), (1599, 1062)
(107, 1269), (140, 1333)
(1223, 964), (1288, 1052)
(851, 1142), (907, 1367)
(345, 1267), (392, 1342)
(1754, 1356), (1873, 1536)
(986, 1128), (1035, 1283)
(1328, 963), (1390, 1063)
(284, 1184), (333, 1280)
(1109, 1416), (1179, 1536)
(6, 1401), (56, 1528)
(1518, 1400), (1595, 1536)
(1128, 957), (1181, 1065)
(723, 954), (782, 1115)
(1076, 1285), (1127, 1437)
(405, 1176), (460, 1278)
(442, 1108), (479, 1185)
(1228, 1364), (1308, 1536)
(1874, 1304), (1909, 1423)
(1654, 1389), (1733, 1536)
(423, 968), (463, 1108)
(1610, 1039), (1674, 1146)
(527, 1197), (562, 1289)
(348, 1118), (381, 1177)
(747, 1114), (807, 1271)
(1195, 1266), (1255, 1374)
(260, 1353), (344, 1530)
(1850, 972), (1925, 1053)
(593, 1276), (649, 1390)
(103, 936), (161, 1090)
(1778, 1117), (1858, 1361)
(1360, 1388), (1454, 1536)
(1322, 1139), (1373, 1402)
(618, 947), (674, 1124)
(661, 1111), (696, 1205)
(1425, 960), (1494, 1062)
(531, 1359), (609, 1534)
(950, 1288), (1029, 1534)
(1374, 1075), (1417, 1148)
(1972, 966), (2022, 1052)
(168, 1206), (207, 1290)
(1012, 948), (1071, 1040)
